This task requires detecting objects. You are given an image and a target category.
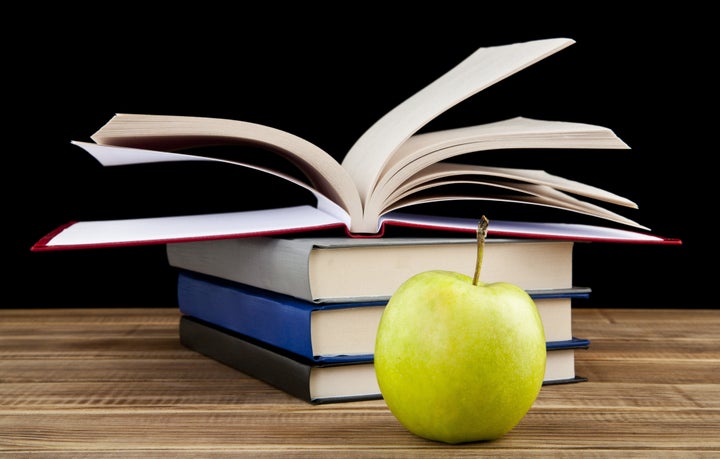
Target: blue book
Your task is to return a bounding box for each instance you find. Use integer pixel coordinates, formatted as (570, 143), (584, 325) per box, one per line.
(177, 270), (590, 364)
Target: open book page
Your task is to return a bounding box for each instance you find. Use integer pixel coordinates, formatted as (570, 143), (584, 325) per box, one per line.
(90, 114), (364, 222)
(383, 182), (647, 230)
(85, 40), (633, 236)
(74, 137), (644, 232)
(70, 141), (353, 226)
(32, 140), (680, 251)
(372, 117), (631, 201)
(341, 38), (575, 207)
(384, 162), (638, 209)
(360, 117), (633, 231)
(376, 213), (674, 244)
(33, 205), (676, 251)
(36, 206), (346, 250)
(32, 143), (679, 249)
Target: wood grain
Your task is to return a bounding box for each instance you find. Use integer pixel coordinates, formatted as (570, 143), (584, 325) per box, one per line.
(1, 307), (718, 457)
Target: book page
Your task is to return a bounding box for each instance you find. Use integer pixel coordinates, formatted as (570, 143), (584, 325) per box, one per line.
(71, 141), (352, 226)
(381, 181), (648, 230)
(341, 38), (575, 208)
(33, 206), (347, 250)
(375, 117), (630, 198)
(359, 117), (632, 231)
(377, 213), (675, 244)
(382, 162), (638, 210)
(90, 114), (364, 222)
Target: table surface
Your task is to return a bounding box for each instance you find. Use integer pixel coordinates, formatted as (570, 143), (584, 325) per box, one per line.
(1, 307), (718, 457)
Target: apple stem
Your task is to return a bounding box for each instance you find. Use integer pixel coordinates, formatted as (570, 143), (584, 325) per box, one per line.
(473, 216), (489, 286)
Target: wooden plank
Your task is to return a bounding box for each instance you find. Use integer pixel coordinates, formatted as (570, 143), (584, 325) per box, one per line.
(0, 307), (718, 457)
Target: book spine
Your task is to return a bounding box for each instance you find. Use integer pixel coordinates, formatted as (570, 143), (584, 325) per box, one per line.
(179, 316), (314, 403)
(177, 271), (316, 359)
(167, 238), (316, 302)
(546, 337), (590, 350)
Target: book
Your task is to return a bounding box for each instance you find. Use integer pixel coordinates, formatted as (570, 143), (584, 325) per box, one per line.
(167, 236), (578, 303)
(543, 339), (591, 386)
(179, 315), (590, 404)
(176, 270), (588, 362)
(31, 37), (681, 252)
(179, 315), (380, 404)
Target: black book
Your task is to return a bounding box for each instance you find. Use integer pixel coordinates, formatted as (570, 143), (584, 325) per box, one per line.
(179, 315), (589, 405)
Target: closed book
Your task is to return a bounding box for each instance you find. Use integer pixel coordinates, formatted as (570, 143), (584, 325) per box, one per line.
(179, 315), (590, 404)
(544, 338), (591, 386)
(169, 236), (577, 304)
(179, 315), (380, 404)
(176, 270), (589, 363)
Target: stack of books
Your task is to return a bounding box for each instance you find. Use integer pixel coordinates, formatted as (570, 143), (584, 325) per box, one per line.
(31, 38), (680, 404)
(169, 236), (593, 404)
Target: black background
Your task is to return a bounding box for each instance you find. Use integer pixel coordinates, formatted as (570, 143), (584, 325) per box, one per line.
(6, 8), (712, 309)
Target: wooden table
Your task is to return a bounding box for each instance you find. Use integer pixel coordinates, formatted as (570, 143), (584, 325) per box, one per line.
(1, 307), (718, 457)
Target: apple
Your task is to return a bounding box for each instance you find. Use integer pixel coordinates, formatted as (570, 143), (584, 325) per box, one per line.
(374, 216), (546, 444)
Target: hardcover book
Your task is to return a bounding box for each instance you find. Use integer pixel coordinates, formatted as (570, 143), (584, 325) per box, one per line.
(31, 37), (680, 252)
(168, 236), (578, 303)
(176, 270), (588, 362)
(179, 315), (590, 404)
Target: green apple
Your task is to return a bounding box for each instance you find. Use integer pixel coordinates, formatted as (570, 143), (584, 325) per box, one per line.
(374, 217), (546, 444)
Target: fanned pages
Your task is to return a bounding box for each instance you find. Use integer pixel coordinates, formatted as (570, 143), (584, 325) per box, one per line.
(31, 37), (682, 251)
(340, 38), (576, 204)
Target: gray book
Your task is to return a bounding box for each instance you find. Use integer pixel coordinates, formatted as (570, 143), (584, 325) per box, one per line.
(166, 236), (576, 304)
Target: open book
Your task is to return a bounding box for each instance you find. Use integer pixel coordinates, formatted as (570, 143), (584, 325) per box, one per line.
(32, 38), (680, 251)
